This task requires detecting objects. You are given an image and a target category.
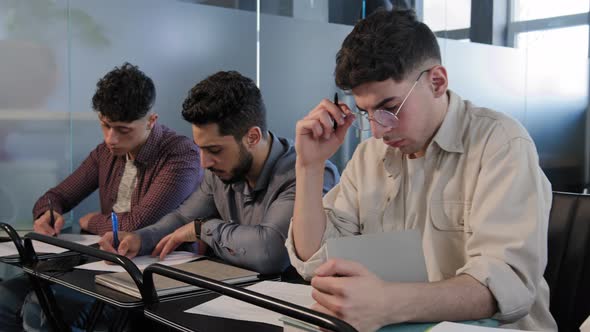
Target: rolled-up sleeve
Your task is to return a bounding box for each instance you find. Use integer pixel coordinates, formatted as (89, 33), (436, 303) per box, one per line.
(286, 158), (362, 280)
(456, 137), (552, 322)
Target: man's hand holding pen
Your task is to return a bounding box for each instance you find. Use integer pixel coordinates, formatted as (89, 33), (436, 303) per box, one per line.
(99, 231), (142, 260)
(33, 209), (65, 236)
(295, 93), (355, 168)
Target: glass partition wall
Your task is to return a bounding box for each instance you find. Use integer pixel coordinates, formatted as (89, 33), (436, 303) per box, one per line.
(0, 0), (588, 231)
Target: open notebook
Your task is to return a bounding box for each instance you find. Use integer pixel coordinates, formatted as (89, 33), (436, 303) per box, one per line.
(95, 259), (259, 299)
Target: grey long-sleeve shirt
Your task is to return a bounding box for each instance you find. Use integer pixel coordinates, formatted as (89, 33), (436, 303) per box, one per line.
(136, 133), (339, 274)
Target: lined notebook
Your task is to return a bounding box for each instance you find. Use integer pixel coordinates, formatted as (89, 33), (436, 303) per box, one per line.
(95, 259), (259, 298)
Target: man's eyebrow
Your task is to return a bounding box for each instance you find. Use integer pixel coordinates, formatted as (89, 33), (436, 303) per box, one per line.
(199, 144), (223, 149)
(356, 96), (398, 112)
(99, 120), (133, 130)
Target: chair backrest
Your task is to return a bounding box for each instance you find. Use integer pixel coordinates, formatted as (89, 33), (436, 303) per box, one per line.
(544, 191), (590, 332)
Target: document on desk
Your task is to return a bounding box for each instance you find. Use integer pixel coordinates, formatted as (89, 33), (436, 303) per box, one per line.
(185, 281), (315, 327)
(430, 322), (535, 332)
(0, 234), (100, 257)
(75, 251), (201, 272)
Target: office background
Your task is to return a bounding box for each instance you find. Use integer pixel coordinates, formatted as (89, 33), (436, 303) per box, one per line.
(0, 0), (588, 231)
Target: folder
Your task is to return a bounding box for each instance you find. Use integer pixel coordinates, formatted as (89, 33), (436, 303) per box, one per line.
(95, 259), (259, 298)
(325, 229), (428, 283)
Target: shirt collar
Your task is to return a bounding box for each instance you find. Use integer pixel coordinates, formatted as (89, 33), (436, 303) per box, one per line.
(133, 122), (163, 166)
(430, 89), (465, 154)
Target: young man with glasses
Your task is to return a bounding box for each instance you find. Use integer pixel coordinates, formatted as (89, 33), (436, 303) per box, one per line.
(287, 9), (556, 332)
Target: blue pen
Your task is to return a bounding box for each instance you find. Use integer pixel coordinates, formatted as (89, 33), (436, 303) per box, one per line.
(111, 211), (119, 249)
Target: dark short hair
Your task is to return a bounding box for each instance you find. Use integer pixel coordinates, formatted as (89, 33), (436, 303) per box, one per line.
(92, 62), (155, 122)
(181, 71), (267, 140)
(335, 9), (441, 90)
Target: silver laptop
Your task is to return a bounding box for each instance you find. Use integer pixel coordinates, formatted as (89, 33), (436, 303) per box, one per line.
(325, 229), (428, 283)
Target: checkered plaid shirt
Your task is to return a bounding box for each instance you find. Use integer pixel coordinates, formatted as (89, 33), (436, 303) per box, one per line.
(33, 123), (202, 235)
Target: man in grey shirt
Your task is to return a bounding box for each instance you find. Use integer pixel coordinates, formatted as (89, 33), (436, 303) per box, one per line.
(100, 71), (339, 274)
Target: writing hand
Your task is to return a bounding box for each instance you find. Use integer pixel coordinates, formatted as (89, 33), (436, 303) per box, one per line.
(33, 210), (65, 236)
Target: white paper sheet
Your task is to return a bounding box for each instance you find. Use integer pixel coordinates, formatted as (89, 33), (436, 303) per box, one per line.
(185, 281), (315, 327)
(430, 322), (537, 332)
(0, 233), (101, 257)
(75, 251), (201, 272)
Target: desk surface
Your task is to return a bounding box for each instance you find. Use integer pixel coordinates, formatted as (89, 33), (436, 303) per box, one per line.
(145, 292), (281, 332)
(22, 255), (144, 308)
(22, 255), (269, 309)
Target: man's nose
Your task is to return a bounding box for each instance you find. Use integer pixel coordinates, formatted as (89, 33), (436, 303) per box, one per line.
(200, 153), (214, 169)
(105, 129), (119, 145)
(371, 121), (392, 139)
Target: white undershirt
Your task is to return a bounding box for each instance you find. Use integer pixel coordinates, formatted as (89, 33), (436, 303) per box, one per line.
(112, 155), (138, 213)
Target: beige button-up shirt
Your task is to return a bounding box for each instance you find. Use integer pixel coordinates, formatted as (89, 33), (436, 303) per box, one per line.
(286, 90), (556, 331)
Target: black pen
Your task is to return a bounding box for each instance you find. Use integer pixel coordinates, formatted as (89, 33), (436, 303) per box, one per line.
(48, 198), (55, 228)
(333, 92), (339, 129)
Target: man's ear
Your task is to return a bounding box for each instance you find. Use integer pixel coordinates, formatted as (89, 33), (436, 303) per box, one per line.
(147, 113), (159, 130)
(243, 127), (262, 148)
(429, 65), (448, 98)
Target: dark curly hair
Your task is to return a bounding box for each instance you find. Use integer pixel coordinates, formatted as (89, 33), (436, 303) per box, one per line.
(335, 9), (441, 90)
(182, 71), (267, 140)
(92, 62), (155, 122)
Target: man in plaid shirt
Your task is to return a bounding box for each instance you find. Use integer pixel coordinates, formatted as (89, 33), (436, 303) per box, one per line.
(0, 63), (202, 332)
(32, 62), (202, 236)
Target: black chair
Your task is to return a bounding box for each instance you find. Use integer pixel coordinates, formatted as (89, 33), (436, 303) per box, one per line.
(544, 191), (590, 331)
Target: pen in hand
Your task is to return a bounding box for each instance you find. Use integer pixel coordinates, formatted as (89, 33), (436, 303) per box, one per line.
(48, 198), (57, 236)
(111, 211), (119, 250)
(333, 92), (340, 130)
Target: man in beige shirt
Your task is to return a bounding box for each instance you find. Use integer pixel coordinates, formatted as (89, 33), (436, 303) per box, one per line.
(287, 9), (556, 332)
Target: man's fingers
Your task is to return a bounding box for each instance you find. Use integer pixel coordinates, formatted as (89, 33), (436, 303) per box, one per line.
(314, 258), (368, 277)
(311, 288), (347, 318)
(297, 118), (325, 139)
(151, 234), (171, 256)
(99, 233), (116, 253)
(311, 301), (337, 317)
(34, 221), (55, 236)
(159, 238), (180, 261)
(334, 113), (356, 141)
(319, 99), (347, 126)
(311, 275), (350, 297)
(54, 217), (65, 235)
(117, 240), (129, 256)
